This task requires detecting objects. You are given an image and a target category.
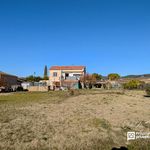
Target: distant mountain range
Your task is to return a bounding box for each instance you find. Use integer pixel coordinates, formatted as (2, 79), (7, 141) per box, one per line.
(122, 74), (150, 78)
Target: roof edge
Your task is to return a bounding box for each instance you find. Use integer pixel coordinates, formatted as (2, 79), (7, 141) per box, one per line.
(49, 66), (86, 70)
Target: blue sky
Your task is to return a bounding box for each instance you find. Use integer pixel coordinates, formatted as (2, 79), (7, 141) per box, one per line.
(0, 0), (150, 77)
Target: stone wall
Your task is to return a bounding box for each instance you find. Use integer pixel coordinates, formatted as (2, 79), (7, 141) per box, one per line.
(28, 86), (48, 92)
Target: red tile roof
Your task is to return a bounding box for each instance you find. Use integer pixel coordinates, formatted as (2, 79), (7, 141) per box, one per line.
(50, 66), (85, 70)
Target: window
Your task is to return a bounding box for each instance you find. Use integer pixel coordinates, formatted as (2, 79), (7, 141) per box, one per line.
(53, 72), (57, 77)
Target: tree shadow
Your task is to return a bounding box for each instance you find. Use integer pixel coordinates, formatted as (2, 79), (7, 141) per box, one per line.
(112, 146), (128, 150)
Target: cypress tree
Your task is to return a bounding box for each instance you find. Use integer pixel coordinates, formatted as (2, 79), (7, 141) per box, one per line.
(44, 65), (48, 80)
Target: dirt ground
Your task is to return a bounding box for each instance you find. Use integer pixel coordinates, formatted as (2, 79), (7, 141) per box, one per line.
(0, 90), (150, 150)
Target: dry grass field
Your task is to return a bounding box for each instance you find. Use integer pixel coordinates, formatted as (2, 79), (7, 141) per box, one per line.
(0, 89), (150, 150)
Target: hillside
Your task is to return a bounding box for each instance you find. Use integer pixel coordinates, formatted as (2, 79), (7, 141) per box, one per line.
(122, 74), (150, 79)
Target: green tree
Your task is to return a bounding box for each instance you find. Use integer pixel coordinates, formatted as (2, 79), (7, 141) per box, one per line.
(108, 73), (120, 81)
(92, 73), (102, 81)
(44, 65), (48, 80)
(26, 75), (43, 82)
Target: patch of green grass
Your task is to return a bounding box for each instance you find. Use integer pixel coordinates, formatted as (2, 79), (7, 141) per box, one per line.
(91, 118), (111, 130)
(0, 91), (69, 104)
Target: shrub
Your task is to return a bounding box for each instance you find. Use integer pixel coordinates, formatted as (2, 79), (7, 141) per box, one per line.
(89, 82), (93, 89)
(68, 89), (80, 96)
(78, 81), (82, 89)
(123, 80), (145, 90)
(23, 89), (28, 92)
(69, 89), (75, 96)
(16, 86), (23, 91)
(145, 84), (150, 96)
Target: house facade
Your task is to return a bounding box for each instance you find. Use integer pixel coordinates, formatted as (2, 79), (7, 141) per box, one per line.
(49, 66), (86, 89)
